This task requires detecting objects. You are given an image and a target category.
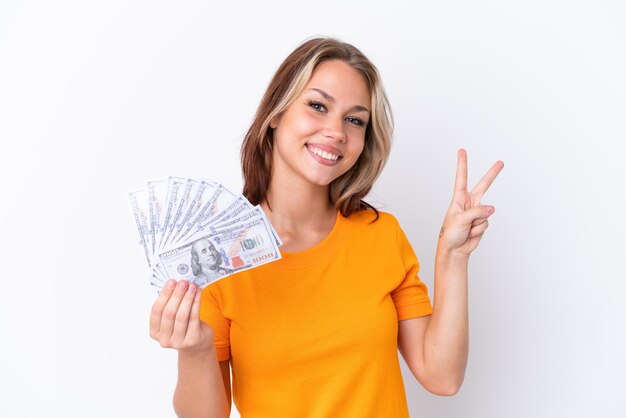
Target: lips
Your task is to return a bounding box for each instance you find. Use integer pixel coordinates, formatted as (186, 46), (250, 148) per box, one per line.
(306, 143), (343, 161)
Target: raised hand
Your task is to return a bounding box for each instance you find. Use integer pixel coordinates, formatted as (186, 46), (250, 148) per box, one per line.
(439, 149), (504, 257)
(150, 279), (214, 353)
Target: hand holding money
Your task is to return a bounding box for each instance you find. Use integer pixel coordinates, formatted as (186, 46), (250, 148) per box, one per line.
(129, 178), (283, 291)
(149, 279), (214, 352)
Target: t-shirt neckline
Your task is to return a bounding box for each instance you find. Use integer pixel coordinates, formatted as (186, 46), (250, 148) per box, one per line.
(276, 210), (350, 269)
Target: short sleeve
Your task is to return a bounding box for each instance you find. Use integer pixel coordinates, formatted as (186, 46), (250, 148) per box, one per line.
(200, 286), (231, 361)
(391, 221), (433, 321)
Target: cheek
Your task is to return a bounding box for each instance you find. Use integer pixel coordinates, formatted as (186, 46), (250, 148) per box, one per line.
(348, 135), (366, 160)
(279, 111), (319, 140)
(298, 115), (321, 140)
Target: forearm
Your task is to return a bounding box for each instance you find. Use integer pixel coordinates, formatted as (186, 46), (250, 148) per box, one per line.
(174, 347), (230, 418)
(423, 246), (469, 394)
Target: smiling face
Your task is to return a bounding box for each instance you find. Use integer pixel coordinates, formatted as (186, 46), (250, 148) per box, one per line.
(270, 59), (371, 188)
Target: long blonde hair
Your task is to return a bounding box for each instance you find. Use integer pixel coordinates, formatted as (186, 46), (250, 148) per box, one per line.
(241, 37), (393, 218)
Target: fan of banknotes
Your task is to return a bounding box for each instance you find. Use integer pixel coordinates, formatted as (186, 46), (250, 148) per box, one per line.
(129, 178), (283, 291)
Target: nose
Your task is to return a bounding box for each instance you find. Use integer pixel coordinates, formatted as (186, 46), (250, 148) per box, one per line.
(322, 116), (347, 143)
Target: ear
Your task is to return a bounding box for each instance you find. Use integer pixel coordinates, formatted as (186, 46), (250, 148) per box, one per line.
(269, 114), (280, 129)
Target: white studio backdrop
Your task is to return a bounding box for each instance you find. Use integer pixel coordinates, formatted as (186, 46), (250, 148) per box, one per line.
(1, 1), (625, 417)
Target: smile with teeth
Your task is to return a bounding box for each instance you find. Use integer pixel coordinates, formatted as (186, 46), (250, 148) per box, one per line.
(307, 145), (341, 161)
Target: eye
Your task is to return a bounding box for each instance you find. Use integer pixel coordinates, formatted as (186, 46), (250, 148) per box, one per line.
(345, 117), (366, 127)
(308, 101), (326, 112)
(201, 248), (207, 254)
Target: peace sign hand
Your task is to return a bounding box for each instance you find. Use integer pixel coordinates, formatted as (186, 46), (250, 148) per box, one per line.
(439, 149), (504, 258)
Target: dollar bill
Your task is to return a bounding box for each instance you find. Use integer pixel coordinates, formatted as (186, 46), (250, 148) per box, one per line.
(157, 215), (281, 288)
(212, 206), (283, 247)
(184, 195), (253, 240)
(174, 183), (237, 244)
(147, 180), (168, 259)
(130, 178), (283, 291)
(129, 189), (151, 266)
(130, 188), (169, 285)
(158, 177), (186, 251)
(169, 179), (214, 244)
(182, 195), (282, 247)
(161, 178), (196, 250)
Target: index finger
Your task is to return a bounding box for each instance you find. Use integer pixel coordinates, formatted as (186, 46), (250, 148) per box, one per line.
(150, 279), (177, 336)
(453, 148), (468, 194)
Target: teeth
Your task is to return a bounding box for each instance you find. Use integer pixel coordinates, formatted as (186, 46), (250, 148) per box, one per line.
(309, 146), (339, 161)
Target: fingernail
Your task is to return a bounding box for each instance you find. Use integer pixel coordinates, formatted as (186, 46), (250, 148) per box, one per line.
(188, 283), (196, 293)
(487, 206), (495, 213)
(178, 280), (188, 289)
(165, 279), (176, 289)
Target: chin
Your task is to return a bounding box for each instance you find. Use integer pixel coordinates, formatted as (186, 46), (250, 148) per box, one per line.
(305, 171), (344, 187)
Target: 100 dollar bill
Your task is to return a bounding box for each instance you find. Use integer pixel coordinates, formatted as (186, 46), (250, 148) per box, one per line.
(157, 215), (281, 288)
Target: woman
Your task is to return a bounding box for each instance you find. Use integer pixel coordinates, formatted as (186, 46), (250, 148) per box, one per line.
(150, 37), (503, 417)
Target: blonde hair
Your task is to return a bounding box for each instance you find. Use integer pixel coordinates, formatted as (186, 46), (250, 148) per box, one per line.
(241, 37), (393, 218)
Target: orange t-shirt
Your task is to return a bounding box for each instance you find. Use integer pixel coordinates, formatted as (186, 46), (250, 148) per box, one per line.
(200, 210), (433, 417)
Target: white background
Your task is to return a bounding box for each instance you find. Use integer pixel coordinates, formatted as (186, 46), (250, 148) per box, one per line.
(1, 1), (625, 417)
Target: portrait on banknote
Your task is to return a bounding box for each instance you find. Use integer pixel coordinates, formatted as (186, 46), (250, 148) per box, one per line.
(190, 238), (233, 287)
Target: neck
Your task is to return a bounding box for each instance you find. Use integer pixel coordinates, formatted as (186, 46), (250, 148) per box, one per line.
(261, 173), (338, 252)
(263, 177), (335, 225)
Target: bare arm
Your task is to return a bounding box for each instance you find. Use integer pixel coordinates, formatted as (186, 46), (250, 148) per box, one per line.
(174, 352), (231, 418)
(398, 253), (469, 396)
(150, 279), (231, 418)
(398, 150), (503, 395)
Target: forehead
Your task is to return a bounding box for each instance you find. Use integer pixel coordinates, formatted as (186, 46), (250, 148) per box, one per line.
(306, 60), (370, 106)
(194, 240), (210, 250)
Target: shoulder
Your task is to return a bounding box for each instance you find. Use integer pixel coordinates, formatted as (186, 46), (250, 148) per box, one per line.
(346, 209), (401, 241)
(343, 209), (412, 270)
(347, 209), (400, 229)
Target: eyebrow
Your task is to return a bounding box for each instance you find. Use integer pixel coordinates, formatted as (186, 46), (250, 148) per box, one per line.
(308, 88), (370, 114)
